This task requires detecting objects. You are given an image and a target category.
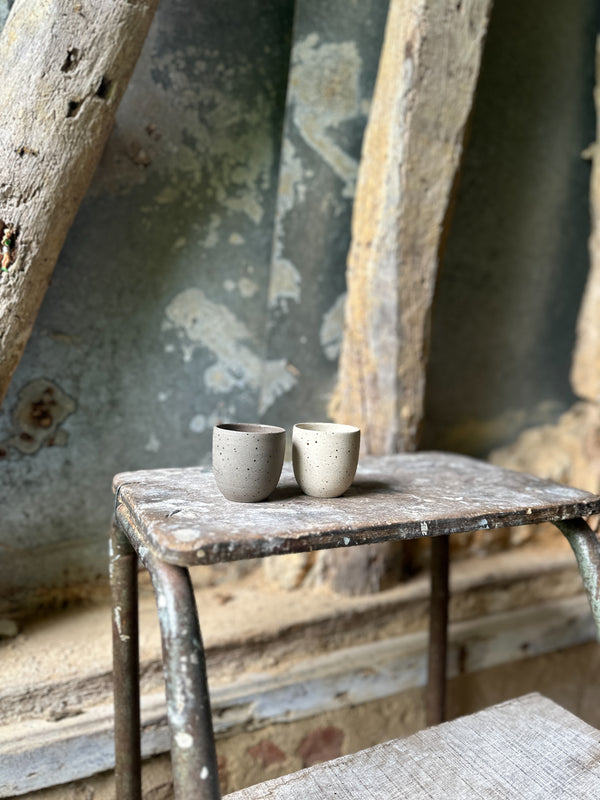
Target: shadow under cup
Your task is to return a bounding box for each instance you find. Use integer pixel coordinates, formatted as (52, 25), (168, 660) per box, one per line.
(212, 423), (286, 503)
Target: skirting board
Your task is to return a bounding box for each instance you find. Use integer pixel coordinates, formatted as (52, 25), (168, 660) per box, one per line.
(0, 593), (595, 796)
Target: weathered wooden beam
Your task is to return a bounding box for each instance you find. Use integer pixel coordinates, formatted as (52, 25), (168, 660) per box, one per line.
(323, 0), (493, 594)
(329, 0), (493, 454)
(572, 36), (600, 401)
(0, 0), (159, 407)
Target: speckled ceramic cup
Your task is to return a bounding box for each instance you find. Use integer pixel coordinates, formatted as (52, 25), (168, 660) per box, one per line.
(212, 423), (286, 503)
(292, 422), (360, 498)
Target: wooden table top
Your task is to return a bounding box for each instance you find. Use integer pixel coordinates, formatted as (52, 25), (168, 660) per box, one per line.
(113, 452), (600, 566)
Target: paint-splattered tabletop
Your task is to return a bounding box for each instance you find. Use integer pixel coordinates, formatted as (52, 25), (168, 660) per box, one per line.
(113, 452), (600, 566)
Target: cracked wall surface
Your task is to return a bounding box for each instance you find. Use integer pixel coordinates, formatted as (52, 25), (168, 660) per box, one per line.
(265, 0), (389, 428)
(0, 0), (598, 609)
(0, 0), (299, 610)
(0, 0), (388, 611)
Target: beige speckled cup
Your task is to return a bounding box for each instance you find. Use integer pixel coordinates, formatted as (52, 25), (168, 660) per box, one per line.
(213, 423), (286, 503)
(292, 422), (360, 498)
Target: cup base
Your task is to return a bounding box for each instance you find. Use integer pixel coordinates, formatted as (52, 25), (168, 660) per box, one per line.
(215, 483), (278, 503)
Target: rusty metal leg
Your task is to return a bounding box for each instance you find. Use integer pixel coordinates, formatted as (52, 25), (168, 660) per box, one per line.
(426, 533), (449, 726)
(110, 522), (141, 800)
(148, 559), (221, 800)
(555, 517), (600, 636)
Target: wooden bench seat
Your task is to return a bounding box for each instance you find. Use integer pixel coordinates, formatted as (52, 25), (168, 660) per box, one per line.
(225, 694), (600, 799)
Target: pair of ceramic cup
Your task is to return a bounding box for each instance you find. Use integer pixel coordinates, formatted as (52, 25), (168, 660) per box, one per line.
(213, 422), (361, 503)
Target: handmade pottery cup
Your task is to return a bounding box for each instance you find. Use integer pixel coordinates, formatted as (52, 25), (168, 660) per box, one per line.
(292, 422), (360, 498)
(212, 423), (286, 503)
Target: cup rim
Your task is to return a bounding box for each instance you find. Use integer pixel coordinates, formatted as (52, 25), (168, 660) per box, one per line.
(294, 422), (360, 434)
(215, 422), (285, 435)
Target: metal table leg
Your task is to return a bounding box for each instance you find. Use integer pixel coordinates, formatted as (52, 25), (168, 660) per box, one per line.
(110, 522), (142, 800)
(555, 517), (600, 635)
(426, 533), (449, 726)
(425, 518), (600, 727)
(148, 557), (221, 800)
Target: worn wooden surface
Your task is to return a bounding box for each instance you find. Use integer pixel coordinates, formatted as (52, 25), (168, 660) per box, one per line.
(225, 694), (600, 799)
(329, 0), (493, 453)
(572, 36), (600, 401)
(0, 0), (159, 407)
(113, 452), (600, 566)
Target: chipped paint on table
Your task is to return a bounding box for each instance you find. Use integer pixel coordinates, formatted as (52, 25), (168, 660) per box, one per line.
(113, 452), (600, 567)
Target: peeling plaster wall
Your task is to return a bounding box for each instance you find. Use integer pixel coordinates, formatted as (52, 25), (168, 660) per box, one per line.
(0, 0), (298, 609)
(265, 0), (389, 425)
(0, 0), (597, 610)
(0, 0), (389, 611)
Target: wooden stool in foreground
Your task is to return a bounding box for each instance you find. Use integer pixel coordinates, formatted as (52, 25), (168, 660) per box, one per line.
(227, 693), (600, 799)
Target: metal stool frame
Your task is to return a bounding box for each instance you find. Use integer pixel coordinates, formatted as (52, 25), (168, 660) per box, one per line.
(110, 454), (600, 800)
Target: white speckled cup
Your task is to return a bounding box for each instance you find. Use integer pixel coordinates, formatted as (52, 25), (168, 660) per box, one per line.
(212, 423), (286, 503)
(292, 422), (360, 498)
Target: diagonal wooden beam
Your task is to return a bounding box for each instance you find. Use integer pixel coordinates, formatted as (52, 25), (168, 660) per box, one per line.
(0, 0), (160, 407)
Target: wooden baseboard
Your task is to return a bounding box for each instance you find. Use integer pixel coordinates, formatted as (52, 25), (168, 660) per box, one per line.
(0, 592), (595, 796)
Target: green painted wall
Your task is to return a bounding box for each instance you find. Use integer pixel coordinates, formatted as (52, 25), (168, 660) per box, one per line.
(424, 0), (600, 456)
